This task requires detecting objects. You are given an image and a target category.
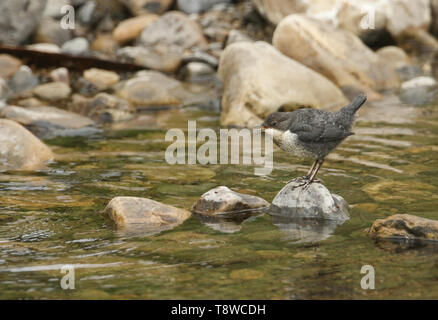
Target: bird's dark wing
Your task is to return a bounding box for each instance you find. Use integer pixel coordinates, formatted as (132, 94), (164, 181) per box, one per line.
(289, 110), (352, 143)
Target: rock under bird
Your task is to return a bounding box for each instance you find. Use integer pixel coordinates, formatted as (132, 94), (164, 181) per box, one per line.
(260, 94), (367, 187)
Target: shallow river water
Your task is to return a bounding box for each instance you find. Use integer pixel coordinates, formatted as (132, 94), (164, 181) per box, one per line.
(1, 100), (438, 299)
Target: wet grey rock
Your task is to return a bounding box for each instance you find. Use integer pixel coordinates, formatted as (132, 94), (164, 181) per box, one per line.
(103, 197), (191, 234)
(368, 214), (438, 242)
(1, 105), (95, 139)
(9, 66), (39, 94)
(400, 76), (438, 105)
(177, 0), (231, 13)
(61, 37), (89, 56)
(271, 216), (345, 243)
(270, 181), (349, 221)
(192, 186), (269, 216)
(0, 0), (47, 45)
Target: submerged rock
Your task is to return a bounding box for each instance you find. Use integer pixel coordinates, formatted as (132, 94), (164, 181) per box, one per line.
(192, 186), (269, 216)
(270, 181), (349, 221)
(368, 214), (438, 242)
(218, 41), (347, 128)
(0, 119), (53, 170)
(271, 215), (345, 243)
(103, 196), (191, 233)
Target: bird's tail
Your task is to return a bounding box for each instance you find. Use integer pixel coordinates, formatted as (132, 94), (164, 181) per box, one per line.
(339, 93), (367, 115)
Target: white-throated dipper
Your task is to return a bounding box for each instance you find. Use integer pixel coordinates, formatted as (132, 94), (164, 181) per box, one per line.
(260, 93), (367, 187)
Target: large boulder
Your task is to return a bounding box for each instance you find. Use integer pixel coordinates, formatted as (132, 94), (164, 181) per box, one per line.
(192, 186), (269, 216)
(103, 197), (191, 233)
(273, 15), (399, 97)
(0, 119), (53, 170)
(270, 181), (349, 221)
(252, 0), (430, 39)
(218, 41), (348, 128)
(368, 214), (438, 242)
(0, 0), (47, 45)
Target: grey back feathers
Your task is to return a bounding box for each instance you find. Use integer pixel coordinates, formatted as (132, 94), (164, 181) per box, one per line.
(262, 93), (367, 146)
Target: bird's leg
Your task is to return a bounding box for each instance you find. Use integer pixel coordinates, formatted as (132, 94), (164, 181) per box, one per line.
(287, 159), (318, 184)
(302, 159), (324, 189)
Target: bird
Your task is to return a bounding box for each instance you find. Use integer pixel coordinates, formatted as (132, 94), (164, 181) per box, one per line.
(259, 93), (367, 188)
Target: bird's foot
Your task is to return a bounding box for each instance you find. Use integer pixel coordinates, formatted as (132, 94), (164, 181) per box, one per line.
(286, 176), (321, 185)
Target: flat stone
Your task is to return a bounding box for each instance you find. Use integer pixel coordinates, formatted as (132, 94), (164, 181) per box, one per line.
(113, 14), (159, 44)
(270, 181), (349, 221)
(103, 196), (191, 232)
(192, 186), (269, 216)
(0, 119), (53, 170)
(83, 68), (120, 90)
(368, 214), (438, 242)
(1, 105), (95, 139)
(218, 41), (348, 127)
(27, 43), (61, 53)
(33, 82), (71, 101)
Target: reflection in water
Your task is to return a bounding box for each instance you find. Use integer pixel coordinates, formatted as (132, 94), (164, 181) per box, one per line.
(195, 210), (265, 234)
(270, 215), (346, 243)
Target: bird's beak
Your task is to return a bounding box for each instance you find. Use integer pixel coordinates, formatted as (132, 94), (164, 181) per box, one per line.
(254, 124), (266, 131)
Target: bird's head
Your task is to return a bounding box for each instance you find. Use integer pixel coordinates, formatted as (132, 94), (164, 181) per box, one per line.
(259, 112), (292, 131)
